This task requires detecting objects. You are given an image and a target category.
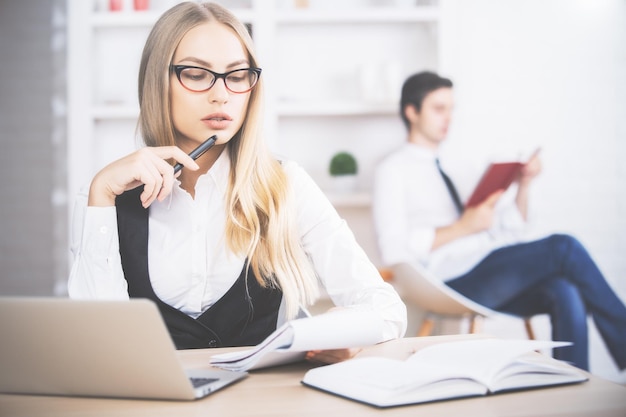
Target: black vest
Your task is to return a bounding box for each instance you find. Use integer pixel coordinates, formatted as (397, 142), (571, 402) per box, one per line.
(115, 187), (283, 349)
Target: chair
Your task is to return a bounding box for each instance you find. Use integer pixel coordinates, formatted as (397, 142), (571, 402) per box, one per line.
(388, 262), (536, 339)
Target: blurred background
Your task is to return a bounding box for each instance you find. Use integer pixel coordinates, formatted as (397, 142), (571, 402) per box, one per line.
(1, 0), (624, 382)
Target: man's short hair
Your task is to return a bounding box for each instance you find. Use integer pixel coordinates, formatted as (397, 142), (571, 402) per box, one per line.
(400, 71), (453, 129)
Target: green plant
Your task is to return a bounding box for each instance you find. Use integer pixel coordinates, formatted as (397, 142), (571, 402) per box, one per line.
(329, 151), (358, 176)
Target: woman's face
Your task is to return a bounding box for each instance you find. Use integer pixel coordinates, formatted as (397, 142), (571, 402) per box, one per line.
(170, 22), (252, 150)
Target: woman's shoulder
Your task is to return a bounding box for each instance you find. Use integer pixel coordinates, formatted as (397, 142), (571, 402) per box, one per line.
(274, 156), (325, 196)
(276, 156), (309, 179)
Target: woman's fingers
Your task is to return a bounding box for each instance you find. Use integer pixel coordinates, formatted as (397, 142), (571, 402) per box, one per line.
(157, 165), (176, 201)
(138, 154), (169, 207)
(88, 146), (202, 208)
(140, 146), (202, 206)
(152, 146), (200, 172)
(305, 348), (362, 364)
(140, 147), (203, 207)
(137, 147), (199, 207)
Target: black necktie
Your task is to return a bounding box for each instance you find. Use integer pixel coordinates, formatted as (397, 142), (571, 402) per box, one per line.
(435, 158), (464, 215)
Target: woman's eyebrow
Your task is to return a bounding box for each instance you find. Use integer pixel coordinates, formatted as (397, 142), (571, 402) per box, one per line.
(174, 57), (250, 69)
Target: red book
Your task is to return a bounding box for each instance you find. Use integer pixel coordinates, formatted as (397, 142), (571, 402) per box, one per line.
(464, 161), (524, 208)
(465, 148), (541, 208)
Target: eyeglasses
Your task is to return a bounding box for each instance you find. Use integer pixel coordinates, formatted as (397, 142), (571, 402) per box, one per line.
(171, 65), (262, 94)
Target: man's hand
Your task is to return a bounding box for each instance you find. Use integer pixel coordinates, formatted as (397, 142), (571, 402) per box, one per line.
(458, 190), (503, 235)
(515, 151), (542, 219)
(432, 190), (502, 250)
(519, 152), (542, 186)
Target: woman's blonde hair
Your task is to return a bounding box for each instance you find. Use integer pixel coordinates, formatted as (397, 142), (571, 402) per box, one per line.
(137, 2), (319, 318)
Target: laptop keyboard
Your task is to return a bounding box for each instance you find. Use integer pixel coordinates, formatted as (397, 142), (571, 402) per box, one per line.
(190, 377), (218, 388)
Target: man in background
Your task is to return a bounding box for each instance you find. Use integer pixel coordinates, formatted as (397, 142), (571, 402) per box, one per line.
(372, 71), (626, 372)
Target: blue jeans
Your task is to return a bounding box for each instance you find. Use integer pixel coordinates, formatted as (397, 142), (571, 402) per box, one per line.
(446, 234), (626, 371)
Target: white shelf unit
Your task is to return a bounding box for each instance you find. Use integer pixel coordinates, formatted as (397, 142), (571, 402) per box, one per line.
(67, 0), (440, 217)
(273, 7), (439, 23)
(268, 5), (439, 202)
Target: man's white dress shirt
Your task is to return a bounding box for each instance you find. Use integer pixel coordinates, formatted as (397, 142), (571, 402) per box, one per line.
(373, 143), (527, 281)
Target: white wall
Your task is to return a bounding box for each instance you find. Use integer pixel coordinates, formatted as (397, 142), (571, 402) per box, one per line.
(438, 0), (626, 383)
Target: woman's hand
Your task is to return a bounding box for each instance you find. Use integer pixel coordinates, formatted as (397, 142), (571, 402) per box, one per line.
(88, 146), (199, 208)
(302, 307), (364, 365)
(305, 348), (362, 365)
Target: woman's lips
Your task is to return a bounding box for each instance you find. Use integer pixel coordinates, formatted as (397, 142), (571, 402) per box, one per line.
(202, 113), (231, 130)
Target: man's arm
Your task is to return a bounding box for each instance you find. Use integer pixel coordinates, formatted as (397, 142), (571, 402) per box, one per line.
(431, 191), (502, 250)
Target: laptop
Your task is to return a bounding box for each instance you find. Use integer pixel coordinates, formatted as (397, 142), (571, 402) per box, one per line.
(0, 297), (247, 400)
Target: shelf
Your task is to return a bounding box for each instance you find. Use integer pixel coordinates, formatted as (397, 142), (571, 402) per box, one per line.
(275, 7), (439, 23)
(91, 10), (162, 27)
(90, 8), (255, 27)
(277, 101), (396, 117)
(90, 6), (439, 27)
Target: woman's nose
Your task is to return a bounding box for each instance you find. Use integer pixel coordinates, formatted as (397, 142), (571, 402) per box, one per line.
(207, 78), (229, 103)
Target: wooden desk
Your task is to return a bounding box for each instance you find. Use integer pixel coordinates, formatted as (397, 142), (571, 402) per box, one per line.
(1, 335), (625, 417)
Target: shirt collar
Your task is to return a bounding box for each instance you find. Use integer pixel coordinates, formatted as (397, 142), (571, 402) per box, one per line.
(404, 142), (439, 161)
(164, 147), (231, 208)
(197, 146), (230, 191)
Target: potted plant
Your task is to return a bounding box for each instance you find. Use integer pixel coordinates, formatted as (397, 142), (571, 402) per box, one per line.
(329, 151), (358, 192)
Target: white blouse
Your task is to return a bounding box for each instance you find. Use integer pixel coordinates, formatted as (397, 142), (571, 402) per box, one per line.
(68, 150), (407, 341)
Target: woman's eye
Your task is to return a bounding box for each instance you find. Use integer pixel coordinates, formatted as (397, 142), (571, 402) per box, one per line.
(228, 75), (245, 83)
(182, 69), (208, 81)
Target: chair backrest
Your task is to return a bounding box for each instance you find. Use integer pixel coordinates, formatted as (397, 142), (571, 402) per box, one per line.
(390, 262), (495, 318)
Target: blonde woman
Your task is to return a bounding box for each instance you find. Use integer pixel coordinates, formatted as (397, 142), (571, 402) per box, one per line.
(68, 2), (406, 361)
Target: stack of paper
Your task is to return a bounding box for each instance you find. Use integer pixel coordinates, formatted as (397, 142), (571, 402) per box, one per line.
(210, 309), (384, 372)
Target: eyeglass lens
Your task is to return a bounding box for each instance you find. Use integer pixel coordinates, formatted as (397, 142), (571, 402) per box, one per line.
(178, 67), (259, 93)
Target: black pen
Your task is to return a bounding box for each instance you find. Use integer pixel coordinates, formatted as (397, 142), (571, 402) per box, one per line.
(173, 135), (217, 174)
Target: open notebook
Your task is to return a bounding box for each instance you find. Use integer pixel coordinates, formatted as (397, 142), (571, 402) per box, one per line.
(0, 297), (247, 400)
(301, 338), (587, 408)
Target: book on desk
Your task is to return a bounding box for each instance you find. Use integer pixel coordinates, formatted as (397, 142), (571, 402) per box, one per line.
(301, 338), (588, 408)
